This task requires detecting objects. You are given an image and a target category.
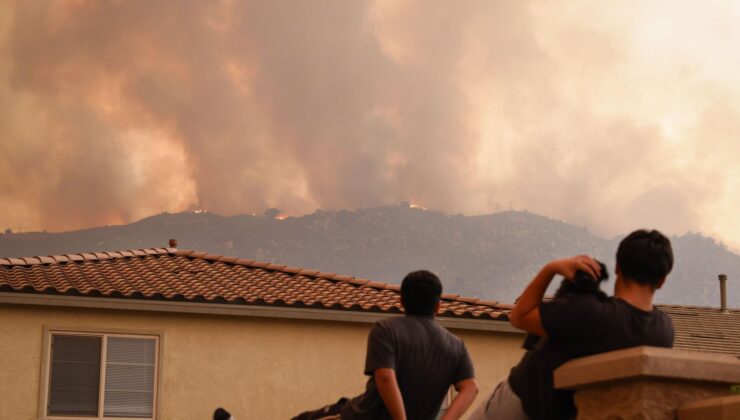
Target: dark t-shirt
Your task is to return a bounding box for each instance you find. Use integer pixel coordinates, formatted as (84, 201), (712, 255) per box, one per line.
(341, 315), (475, 420)
(508, 295), (674, 420)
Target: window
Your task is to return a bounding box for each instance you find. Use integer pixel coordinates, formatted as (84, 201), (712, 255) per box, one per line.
(42, 330), (160, 419)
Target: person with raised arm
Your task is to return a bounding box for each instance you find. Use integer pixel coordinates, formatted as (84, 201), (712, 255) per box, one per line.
(471, 229), (675, 420)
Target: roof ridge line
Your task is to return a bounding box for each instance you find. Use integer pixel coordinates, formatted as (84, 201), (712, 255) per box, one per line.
(175, 249), (394, 290)
(0, 247), (177, 266)
(1, 247), (503, 310)
(174, 249), (501, 309)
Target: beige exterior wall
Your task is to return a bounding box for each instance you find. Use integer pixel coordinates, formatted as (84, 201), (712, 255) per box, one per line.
(0, 303), (524, 420)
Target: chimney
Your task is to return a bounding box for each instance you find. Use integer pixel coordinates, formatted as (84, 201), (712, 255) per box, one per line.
(719, 274), (729, 314)
(169, 239), (178, 249)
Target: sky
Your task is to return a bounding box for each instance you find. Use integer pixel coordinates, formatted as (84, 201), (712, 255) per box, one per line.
(2, 1), (740, 249)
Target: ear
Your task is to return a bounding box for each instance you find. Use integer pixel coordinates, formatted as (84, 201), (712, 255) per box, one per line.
(615, 264), (622, 276)
(400, 296), (405, 310)
(656, 277), (666, 290)
(434, 301), (440, 313)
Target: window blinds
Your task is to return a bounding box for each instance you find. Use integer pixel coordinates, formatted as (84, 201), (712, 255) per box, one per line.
(103, 337), (156, 418)
(48, 335), (102, 416)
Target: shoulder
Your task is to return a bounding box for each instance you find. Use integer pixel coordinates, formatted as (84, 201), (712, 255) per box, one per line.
(542, 293), (612, 316)
(372, 318), (398, 335)
(373, 316), (414, 336)
(438, 323), (465, 343)
(375, 317), (396, 328)
(429, 320), (468, 351)
(376, 315), (416, 329)
(540, 294), (615, 338)
(651, 307), (675, 327)
(652, 306), (672, 318)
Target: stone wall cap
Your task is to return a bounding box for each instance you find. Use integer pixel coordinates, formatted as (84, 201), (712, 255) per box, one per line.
(678, 394), (740, 420)
(555, 346), (740, 390)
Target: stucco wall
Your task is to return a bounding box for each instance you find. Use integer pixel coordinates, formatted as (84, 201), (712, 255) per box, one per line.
(0, 303), (524, 419)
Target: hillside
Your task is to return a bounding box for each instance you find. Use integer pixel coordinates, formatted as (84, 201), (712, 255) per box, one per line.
(1, 204), (738, 307)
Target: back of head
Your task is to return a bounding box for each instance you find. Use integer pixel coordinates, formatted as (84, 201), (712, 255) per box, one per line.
(214, 408), (232, 420)
(401, 270), (443, 316)
(616, 229), (673, 287)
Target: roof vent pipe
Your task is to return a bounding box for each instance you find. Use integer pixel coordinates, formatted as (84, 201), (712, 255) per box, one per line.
(719, 274), (729, 314)
(169, 239), (178, 248)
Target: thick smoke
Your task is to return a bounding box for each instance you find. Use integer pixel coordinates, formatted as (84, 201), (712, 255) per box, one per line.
(2, 0), (740, 248)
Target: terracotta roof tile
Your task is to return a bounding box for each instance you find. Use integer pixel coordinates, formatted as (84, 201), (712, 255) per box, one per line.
(8, 247), (736, 354)
(251, 261), (270, 268)
(348, 278), (368, 285)
(385, 284), (401, 292)
(298, 269), (319, 276)
(37, 256), (55, 264)
(0, 248), (508, 321)
(456, 296), (480, 304)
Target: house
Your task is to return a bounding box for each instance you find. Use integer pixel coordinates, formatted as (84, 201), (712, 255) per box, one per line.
(1, 247), (738, 419)
(0, 247), (523, 420)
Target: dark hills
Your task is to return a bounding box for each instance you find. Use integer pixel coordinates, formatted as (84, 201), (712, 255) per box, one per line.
(1, 204), (738, 308)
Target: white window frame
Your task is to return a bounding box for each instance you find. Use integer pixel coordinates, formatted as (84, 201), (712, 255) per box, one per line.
(38, 326), (163, 420)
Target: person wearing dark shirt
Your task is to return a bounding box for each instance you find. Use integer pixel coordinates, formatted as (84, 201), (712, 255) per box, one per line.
(293, 270), (479, 420)
(470, 229), (675, 420)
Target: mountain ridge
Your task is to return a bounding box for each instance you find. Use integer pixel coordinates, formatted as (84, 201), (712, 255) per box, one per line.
(1, 204), (738, 307)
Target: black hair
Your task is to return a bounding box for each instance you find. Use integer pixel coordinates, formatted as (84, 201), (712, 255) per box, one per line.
(522, 260), (610, 351)
(401, 270), (443, 316)
(616, 229), (673, 287)
(214, 407), (231, 420)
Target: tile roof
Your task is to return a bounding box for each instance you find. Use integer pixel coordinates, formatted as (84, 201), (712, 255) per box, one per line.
(657, 304), (740, 357)
(2, 248), (739, 356)
(0, 248), (510, 320)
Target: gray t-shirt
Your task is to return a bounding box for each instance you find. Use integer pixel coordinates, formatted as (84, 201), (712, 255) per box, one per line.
(342, 315), (475, 420)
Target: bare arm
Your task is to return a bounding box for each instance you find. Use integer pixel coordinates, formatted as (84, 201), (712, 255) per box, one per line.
(440, 378), (479, 420)
(375, 368), (406, 420)
(509, 256), (600, 335)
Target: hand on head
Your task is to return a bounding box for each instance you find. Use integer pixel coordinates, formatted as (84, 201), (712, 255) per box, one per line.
(547, 255), (602, 281)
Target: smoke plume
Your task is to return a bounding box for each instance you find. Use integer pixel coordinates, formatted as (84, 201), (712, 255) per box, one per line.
(2, 0), (740, 249)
